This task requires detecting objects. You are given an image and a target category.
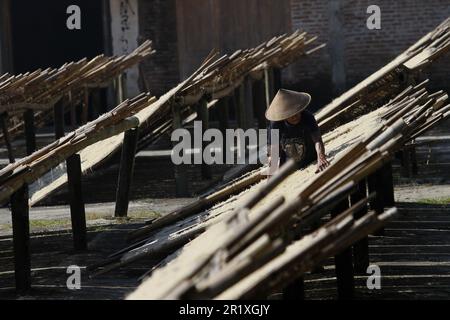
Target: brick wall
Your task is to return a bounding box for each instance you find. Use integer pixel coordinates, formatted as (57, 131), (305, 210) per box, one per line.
(136, 0), (450, 105)
(138, 0), (180, 96)
(288, 0), (450, 111)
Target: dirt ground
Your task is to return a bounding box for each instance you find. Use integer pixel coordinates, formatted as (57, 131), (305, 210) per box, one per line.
(0, 198), (194, 236)
(0, 123), (447, 300)
(395, 184), (450, 203)
(0, 198), (194, 300)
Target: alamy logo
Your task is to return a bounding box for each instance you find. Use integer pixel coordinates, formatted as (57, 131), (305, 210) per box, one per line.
(66, 265), (81, 290)
(366, 264), (381, 289)
(66, 5), (81, 30)
(366, 5), (381, 30)
(171, 121), (279, 173)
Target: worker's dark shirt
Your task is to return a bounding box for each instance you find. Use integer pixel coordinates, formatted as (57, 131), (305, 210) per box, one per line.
(268, 110), (321, 168)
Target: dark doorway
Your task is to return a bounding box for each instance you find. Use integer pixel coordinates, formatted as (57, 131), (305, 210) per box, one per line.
(10, 0), (104, 73)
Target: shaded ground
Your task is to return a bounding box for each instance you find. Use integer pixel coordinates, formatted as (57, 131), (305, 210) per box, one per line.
(0, 222), (154, 299)
(0, 198), (195, 300)
(0, 198), (194, 236)
(303, 202), (450, 299)
(0, 121), (448, 299)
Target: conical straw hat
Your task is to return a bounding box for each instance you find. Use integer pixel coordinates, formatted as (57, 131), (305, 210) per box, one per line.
(265, 89), (311, 121)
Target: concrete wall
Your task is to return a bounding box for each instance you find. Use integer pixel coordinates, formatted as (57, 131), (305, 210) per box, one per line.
(110, 0), (141, 97)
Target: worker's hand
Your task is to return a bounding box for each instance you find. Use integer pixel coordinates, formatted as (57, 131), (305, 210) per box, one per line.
(315, 154), (330, 173)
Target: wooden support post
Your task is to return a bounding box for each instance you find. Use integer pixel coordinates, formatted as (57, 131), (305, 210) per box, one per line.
(115, 128), (139, 218)
(232, 88), (241, 127)
(53, 99), (65, 140)
(0, 112), (15, 163)
(116, 74), (124, 105)
(400, 148), (412, 177)
(172, 103), (189, 197)
(82, 87), (90, 124)
(381, 161), (395, 207)
(24, 109), (36, 155)
(411, 145), (418, 175)
(282, 277), (305, 300)
(253, 79), (267, 129)
(237, 84), (247, 129)
(351, 180), (369, 274)
(264, 68), (275, 109)
(243, 77), (255, 129)
(217, 97), (230, 164)
(368, 170), (385, 236)
(237, 78), (255, 130)
(217, 97), (230, 135)
(91, 89), (102, 120)
(331, 198), (354, 299)
(69, 91), (77, 128)
(121, 73), (128, 100)
(67, 154), (87, 250)
(272, 68), (282, 93)
(10, 184), (31, 294)
(196, 97), (212, 180)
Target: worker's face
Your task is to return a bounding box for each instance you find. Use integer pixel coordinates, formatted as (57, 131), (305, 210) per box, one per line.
(286, 112), (302, 125)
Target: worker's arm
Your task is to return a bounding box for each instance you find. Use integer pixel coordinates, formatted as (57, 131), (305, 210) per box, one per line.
(306, 111), (330, 173)
(314, 138), (330, 172)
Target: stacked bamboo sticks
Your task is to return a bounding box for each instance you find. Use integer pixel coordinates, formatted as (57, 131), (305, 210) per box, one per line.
(0, 93), (157, 205)
(0, 41), (154, 142)
(315, 17), (450, 133)
(129, 17), (450, 235)
(125, 84), (449, 300)
(179, 30), (324, 103)
(0, 41), (154, 112)
(13, 29), (322, 206)
(129, 30), (324, 154)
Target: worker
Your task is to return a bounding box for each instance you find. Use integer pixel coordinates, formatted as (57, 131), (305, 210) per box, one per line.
(266, 89), (330, 173)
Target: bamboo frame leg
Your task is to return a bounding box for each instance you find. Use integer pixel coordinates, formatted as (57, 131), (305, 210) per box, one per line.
(282, 277), (305, 300)
(264, 68), (275, 109)
(237, 83), (247, 130)
(24, 109), (36, 155)
(218, 97), (230, 134)
(172, 103), (189, 197)
(217, 97), (230, 164)
(331, 198), (355, 299)
(67, 154), (87, 250)
(92, 89), (101, 120)
(0, 112), (15, 163)
(115, 74), (124, 106)
(53, 99), (65, 140)
(196, 98), (212, 180)
(82, 87), (90, 125)
(253, 79), (267, 129)
(121, 73), (128, 101)
(400, 149), (412, 177)
(243, 77), (255, 130)
(69, 91), (77, 128)
(11, 184), (31, 294)
(411, 145), (418, 175)
(351, 180), (369, 274)
(115, 128), (139, 217)
(272, 68), (282, 94)
(368, 171), (385, 236)
(381, 162), (395, 208)
(232, 88), (240, 127)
